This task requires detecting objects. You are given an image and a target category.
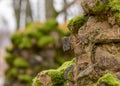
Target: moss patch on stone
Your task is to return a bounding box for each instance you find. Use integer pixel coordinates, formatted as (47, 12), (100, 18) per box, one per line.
(67, 15), (88, 33)
(37, 36), (55, 47)
(82, 0), (120, 20)
(96, 73), (120, 86)
(6, 46), (14, 53)
(32, 58), (76, 86)
(6, 68), (18, 78)
(26, 29), (43, 39)
(107, 0), (120, 20)
(107, 0), (120, 12)
(5, 53), (14, 65)
(18, 37), (32, 49)
(32, 77), (41, 86)
(11, 32), (23, 46)
(68, 69), (73, 80)
(92, 0), (106, 13)
(18, 74), (32, 83)
(45, 19), (58, 29)
(81, 0), (107, 14)
(13, 58), (29, 68)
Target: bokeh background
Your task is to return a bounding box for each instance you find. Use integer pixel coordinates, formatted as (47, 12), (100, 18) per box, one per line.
(0, 0), (82, 86)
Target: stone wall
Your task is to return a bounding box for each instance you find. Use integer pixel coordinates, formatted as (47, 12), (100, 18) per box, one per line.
(4, 20), (73, 86)
(32, 0), (120, 86)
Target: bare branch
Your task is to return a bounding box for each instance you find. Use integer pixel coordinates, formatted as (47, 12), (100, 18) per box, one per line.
(58, 0), (77, 14)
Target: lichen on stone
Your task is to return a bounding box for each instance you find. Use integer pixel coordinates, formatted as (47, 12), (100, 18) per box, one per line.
(96, 73), (120, 86)
(67, 15), (88, 33)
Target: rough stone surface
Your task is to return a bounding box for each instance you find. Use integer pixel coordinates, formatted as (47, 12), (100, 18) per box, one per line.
(67, 0), (120, 86)
(32, 0), (120, 86)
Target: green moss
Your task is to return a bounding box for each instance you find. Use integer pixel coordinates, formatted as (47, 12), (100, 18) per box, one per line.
(96, 73), (120, 86)
(26, 22), (43, 30)
(37, 19), (58, 34)
(107, 0), (120, 11)
(37, 36), (55, 47)
(115, 13), (120, 19)
(67, 15), (88, 33)
(18, 74), (32, 82)
(6, 21), (71, 86)
(45, 19), (58, 28)
(57, 58), (75, 71)
(37, 25), (48, 34)
(107, 0), (120, 20)
(26, 29), (43, 39)
(5, 53), (14, 65)
(38, 58), (76, 86)
(58, 27), (70, 37)
(12, 33), (33, 49)
(32, 76), (41, 86)
(26, 22), (32, 27)
(13, 58), (29, 68)
(92, 0), (106, 13)
(6, 68), (18, 78)
(82, 0), (120, 20)
(18, 37), (32, 49)
(68, 70), (73, 80)
(11, 32), (23, 46)
(55, 57), (66, 68)
(46, 70), (65, 86)
(6, 46), (14, 53)
(81, 0), (107, 14)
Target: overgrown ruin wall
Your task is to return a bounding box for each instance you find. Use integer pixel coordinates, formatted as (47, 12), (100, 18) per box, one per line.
(68, 0), (120, 85)
(32, 0), (120, 86)
(4, 20), (74, 86)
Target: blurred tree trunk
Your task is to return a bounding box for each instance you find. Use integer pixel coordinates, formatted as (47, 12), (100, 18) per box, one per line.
(45, 0), (56, 19)
(13, 0), (21, 29)
(13, 0), (33, 29)
(64, 0), (67, 21)
(26, 0), (33, 22)
(59, 0), (77, 14)
(37, 0), (40, 21)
